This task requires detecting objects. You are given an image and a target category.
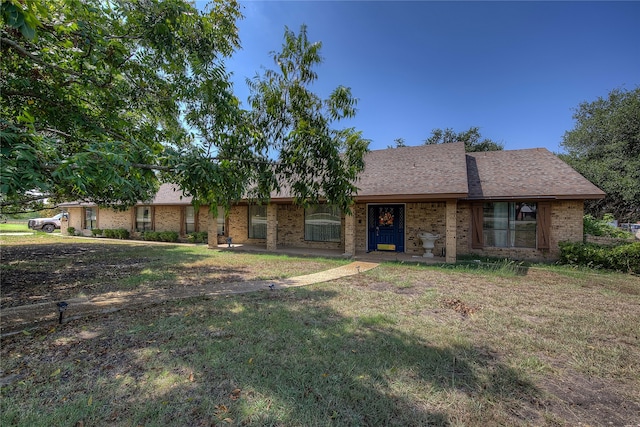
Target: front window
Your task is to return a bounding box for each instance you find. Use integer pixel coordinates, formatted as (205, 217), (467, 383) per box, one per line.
(305, 205), (341, 242)
(248, 205), (267, 239)
(136, 206), (152, 232)
(483, 202), (537, 248)
(185, 206), (196, 234)
(84, 208), (97, 230)
(217, 206), (225, 236)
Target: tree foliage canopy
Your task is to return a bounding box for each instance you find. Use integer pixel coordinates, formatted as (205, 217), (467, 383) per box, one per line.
(1, 1), (368, 214)
(246, 25), (368, 210)
(559, 87), (640, 221)
(388, 137), (406, 149)
(424, 127), (503, 152)
(1, 0), (242, 211)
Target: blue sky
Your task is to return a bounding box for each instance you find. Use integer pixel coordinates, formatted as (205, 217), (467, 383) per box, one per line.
(213, 1), (639, 153)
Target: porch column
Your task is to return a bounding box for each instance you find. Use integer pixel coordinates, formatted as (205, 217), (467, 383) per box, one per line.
(266, 203), (278, 251)
(207, 209), (217, 249)
(344, 209), (356, 257)
(445, 199), (457, 263)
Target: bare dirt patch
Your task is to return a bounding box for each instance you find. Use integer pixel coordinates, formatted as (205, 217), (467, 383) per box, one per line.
(0, 242), (333, 310)
(540, 370), (640, 426)
(1, 243), (149, 307)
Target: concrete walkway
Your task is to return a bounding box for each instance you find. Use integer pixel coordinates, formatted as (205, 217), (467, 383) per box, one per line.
(0, 261), (379, 337)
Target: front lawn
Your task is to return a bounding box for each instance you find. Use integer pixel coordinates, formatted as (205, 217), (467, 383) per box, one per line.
(1, 237), (639, 426)
(0, 222), (30, 233)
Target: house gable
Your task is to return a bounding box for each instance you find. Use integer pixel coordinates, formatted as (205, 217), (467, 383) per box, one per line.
(351, 142), (469, 202)
(466, 148), (605, 200)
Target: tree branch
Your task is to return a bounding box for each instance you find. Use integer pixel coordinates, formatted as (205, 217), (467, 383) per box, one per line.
(0, 193), (53, 208)
(1, 36), (82, 79)
(1, 36), (111, 87)
(130, 163), (172, 171)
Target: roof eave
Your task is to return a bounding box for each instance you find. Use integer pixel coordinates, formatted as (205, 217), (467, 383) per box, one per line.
(355, 193), (468, 203)
(464, 193), (606, 201)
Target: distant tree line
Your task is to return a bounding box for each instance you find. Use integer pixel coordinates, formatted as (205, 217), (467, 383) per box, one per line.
(559, 87), (640, 222)
(391, 127), (503, 152)
(389, 87), (640, 222)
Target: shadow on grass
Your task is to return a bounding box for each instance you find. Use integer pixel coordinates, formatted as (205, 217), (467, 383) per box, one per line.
(1, 288), (540, 426)
(0, 242), (243, 309)
(437, 259), (530, 276)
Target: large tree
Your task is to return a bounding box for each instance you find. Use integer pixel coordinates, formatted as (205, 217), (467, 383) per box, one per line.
(1, 0), (241, 212)
(245, 25), (368, 211)
(559, 87), (640, 222)
(1, 2), (367, 214)
(424, 127), (503, 152)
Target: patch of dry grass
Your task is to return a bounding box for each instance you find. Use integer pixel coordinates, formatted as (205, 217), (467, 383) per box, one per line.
(1, 238), (639, 426)
(0, 235), (346, 309)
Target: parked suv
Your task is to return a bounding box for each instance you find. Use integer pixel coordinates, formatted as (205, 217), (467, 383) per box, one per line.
(28, 212), (68, 233)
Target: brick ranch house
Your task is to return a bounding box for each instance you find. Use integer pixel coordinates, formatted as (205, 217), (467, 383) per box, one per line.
(60, 142), (604, 263)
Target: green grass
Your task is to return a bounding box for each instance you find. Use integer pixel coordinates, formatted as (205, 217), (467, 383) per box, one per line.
(0, 235), (348, 306)
(1, 238), (639, 425)
(0, 222), (30, 232)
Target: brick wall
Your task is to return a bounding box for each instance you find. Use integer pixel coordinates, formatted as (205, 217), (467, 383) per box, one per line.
(154, 206), (181, 232)
(64, 199), (586, 262)
(225, 202), (449, 254)
(197, 207), (209, 234)
(98, 208), (131, 230)
(64, 207), (83, 232)
(276, 204), (344, 250)
(457, 200), (584, 261)
(456, 202), (471, 256)
(65, 205), (210, 237)
(142, 206), (208, 235)
(225, 204), (346, 250)
(354, 203), (367, 251)
(549, 200), (584, 255)
(352, 202), (450, 255)
(276, 204), (304, 247)
(226, 205), (256, 245)
(405, 202), (447, 256)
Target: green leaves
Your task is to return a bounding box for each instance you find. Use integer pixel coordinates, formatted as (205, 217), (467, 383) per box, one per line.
(1, 0), (43, 40)
(1, 0), (242, 212)
(424, 127), (504, 152)
(560, 87), (640, 222)
(248, 25), (369, 213)
(2, 4), (367, 217)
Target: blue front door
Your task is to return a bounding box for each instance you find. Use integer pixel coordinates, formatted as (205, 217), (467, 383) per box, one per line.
(368, 205), (405, 252)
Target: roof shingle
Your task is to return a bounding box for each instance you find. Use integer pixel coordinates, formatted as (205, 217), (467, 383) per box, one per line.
(466, 148), (605, 200)
(59, 144), (604, 207)
(353, 142), (469, 200)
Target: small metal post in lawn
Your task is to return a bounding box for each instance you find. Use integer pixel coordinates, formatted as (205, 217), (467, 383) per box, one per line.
(56, 301), (68, 324)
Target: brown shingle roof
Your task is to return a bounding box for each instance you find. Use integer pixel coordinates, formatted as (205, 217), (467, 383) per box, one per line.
(352, 142), (469, 201)
(60, 145), (604, 208)
(57, 183), (192, 207)
(466, 148), (605, 200)
(149, 183), (192, 205)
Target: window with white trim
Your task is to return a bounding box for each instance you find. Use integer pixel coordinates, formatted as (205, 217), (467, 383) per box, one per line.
(185, 206), (196, 234)
(136, 206), (153, 232)
(305, 205), (341, 242)
(84, 207), (97, 230)
(248, 205), (266, 239)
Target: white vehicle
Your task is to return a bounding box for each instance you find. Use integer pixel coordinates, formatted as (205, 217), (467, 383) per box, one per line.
(28, 212), (68, 233)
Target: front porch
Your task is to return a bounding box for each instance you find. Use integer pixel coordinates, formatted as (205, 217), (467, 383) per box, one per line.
(219, 199), (459, 263)
(214, 243), (447, 265)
